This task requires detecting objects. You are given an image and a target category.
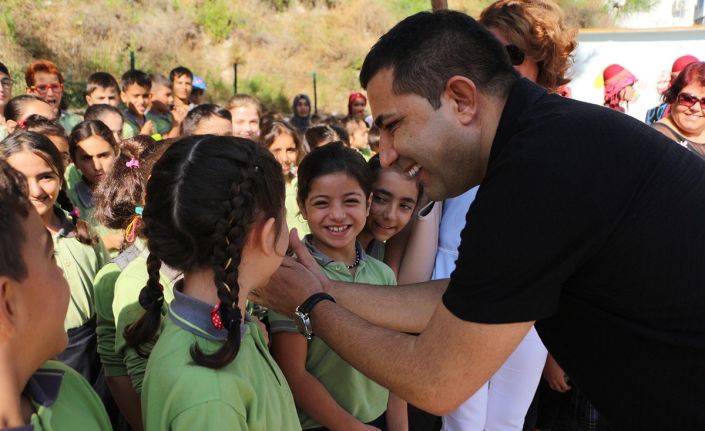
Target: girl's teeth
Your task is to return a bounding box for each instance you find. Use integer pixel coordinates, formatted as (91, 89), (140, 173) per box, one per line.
(407, 164), (420, 178)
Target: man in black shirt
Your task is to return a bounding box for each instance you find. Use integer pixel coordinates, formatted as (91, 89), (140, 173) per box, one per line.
(253, 10), (705, 429)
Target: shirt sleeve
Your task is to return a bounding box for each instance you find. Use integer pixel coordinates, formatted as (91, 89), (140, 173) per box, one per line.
(169, 401), (247, 430)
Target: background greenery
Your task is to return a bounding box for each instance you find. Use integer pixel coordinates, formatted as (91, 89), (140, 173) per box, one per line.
(0, 0), (655, 114)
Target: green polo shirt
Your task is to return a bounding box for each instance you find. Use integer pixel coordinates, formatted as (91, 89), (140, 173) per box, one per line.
(59, 111), (82, 134)
(63, 163), (82, 192)
(94, 240), (144, 377)
(8, 361), (111, 431)
(53, 210), (109, 330)
(286, 178), (310, 239)
(269, 236), (396, 429)
(142, 287), (301, 431)
(147, 111), (173, 135)
(112, 251), (180, 393)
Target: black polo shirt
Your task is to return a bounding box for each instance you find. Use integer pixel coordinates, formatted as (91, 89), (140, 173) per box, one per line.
(443, 79), (705, 429)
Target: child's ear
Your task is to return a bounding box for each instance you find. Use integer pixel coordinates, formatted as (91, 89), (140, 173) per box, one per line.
(366, 193), (372, 216)
(0, 277), (18, 340)
(5, 120), (17, 134)
(85, 94), (92, 105)
(298, 201), (308, 220)
(120, 91), (128, 104)
(256, 217), (278, 256)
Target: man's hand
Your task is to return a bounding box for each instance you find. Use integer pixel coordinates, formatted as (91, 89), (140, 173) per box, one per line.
(250, 229), (329, 316)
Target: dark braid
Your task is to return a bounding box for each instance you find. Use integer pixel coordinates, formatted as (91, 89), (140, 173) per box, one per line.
(191, 169), (257, 368)
(124, 252), (164, 356)
(55, 188), (96, 245)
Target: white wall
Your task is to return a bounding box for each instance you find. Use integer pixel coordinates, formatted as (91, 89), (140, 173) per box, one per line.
(568, 27), (705, 123)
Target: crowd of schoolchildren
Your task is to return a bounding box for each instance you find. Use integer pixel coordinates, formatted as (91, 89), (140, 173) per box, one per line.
(1, 0), (705, 430)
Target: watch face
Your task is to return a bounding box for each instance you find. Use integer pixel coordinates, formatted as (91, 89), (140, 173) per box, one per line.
(294, 310), (312, 339)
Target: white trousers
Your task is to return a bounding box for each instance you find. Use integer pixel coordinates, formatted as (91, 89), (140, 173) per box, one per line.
(442, 327), (547, 431)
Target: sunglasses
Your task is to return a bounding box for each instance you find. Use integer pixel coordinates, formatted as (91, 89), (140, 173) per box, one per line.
(677, 92), (705, 110)
(505, 45), (525, 66)
(31, 83), (63, 94)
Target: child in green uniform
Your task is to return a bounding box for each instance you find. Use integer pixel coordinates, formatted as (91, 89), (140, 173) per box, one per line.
(269, 143), (401, 430)
(120, 70), (154, 138)
(85, 72), (134, 140)
(263, 120), (310, 239)
(148, 73), (186, 139)
(3, 95), (55, 135)
(138, 135), (300, 430)
(85, 104), (126, 145)
(67, 120), (121, 254)
(92, 135), (163, 430)
(0, 130), (109, 386)
(0, 158), (111, 430)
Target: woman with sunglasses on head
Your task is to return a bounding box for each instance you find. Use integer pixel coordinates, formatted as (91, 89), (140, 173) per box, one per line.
(653, 62), (705, 159)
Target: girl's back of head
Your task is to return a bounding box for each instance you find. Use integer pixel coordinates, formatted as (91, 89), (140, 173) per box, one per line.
(94, 135), (162, 235)
(125, 135), (285, 368)
(297, 141), (372, 206)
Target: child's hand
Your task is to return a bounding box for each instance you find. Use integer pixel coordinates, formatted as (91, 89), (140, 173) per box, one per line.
(140, 120), (154, 136)
(543, 353), (571, 393)
(171, 105), (188, 125)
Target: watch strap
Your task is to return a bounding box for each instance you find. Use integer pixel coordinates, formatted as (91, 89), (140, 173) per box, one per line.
(298, 292), (336, 316)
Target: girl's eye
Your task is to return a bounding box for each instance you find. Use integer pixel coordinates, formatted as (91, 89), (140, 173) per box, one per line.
(312, 201), (327, 208)
(372, 195), (387, 204)
(400, 204), (414, 211)
(345, 199), (361, 205)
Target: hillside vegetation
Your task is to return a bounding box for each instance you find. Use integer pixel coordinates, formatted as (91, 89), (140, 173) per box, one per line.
(0, 0), (650, 114)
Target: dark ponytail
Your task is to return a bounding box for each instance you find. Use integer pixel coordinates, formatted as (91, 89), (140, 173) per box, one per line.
(124, 253), (164, 355)
(125, 135), (285, 368)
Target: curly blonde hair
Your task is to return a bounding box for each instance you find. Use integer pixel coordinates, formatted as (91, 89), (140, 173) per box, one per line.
(480, 0), (577, 91)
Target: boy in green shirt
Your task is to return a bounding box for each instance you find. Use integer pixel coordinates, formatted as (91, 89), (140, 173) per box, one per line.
(148, 73), (187, 138)
(120, 70), (154, 138)
(0, 159), (110, 429)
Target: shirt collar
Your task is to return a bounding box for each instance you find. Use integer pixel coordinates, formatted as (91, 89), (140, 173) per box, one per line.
(489, 78), (548, 164)
(75, 179), (93, 209)
(302, 234), (368, 267)
(54, 208), (76, 239)
(0, 367), (65, 431)
(168, 283), (248, 341)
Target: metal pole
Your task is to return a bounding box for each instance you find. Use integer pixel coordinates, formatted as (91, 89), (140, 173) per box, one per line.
(312, 72), (318, 115)
(233, 63), (238, 95)
(431, 0), (447, 11)
(130, 51), (135, 70)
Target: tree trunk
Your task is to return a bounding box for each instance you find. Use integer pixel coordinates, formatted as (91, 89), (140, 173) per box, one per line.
(431, 0), (448, 11)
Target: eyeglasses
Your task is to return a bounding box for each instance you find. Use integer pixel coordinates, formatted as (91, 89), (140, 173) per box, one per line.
(0, 78), (12, 88)
(677, 92), (705, 110)
(31, 83), (63, 94)
(505, 45), (525, 66)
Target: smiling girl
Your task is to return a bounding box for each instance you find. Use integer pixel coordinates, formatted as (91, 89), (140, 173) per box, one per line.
(269, 142), (400, 431)
(0, 130), (108, 386)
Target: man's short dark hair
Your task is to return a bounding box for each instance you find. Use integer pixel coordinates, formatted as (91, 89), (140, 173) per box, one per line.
(359, 10), (519, 108)
(120, 69), (152, 92)
(181, 104), (232, 135)
(0, 159), (31, 280)
(169, 66), (193, 82)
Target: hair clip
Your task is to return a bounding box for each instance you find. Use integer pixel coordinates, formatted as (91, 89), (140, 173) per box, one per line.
(69, 208), (81, 219)
(135, 206), (143, 216)
(126, 158), (140, 168)
(17, 120), (27, 129)
(125, 215), (142, 243)
(211, 303), (224, 330)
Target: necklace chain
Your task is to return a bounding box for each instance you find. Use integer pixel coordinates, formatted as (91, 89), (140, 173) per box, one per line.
(347, 248), (361, 269)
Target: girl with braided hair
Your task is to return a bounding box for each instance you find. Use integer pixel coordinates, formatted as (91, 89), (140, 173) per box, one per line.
(0, 130), (109, 386)
(91, 135), (165, 430)
(137, 135), (300, 430)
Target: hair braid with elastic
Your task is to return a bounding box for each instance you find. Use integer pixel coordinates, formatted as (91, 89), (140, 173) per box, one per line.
(191, 165), (258, 369)
(124, 252), (164, 356)
(54, 188), (96, 245)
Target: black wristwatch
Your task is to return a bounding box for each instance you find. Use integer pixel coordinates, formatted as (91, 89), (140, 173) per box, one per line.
(293, 292), (336, 340)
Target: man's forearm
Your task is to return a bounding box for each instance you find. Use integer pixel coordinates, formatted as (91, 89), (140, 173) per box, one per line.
(327, 279), (448, 333)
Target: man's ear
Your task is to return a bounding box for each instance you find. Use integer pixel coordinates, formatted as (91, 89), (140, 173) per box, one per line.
(0, 277), (19, 340)
(444, 76), (479, 126)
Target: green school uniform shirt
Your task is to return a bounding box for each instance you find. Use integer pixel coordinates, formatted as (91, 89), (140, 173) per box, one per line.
(147, 111), (173, 135)
(142, 287), (301, 431)
(122, 122), (135, 139)
(0, 124), (8, 141)
(63, 163), (82, 192)
(286, 178), (310, 239)
(112, 250), (180, 393)
(94, 240), (144, 377)
(66, 177), (121, 257)
(269, 236), (396, 429)
(53, 210), (109, 330)
(9, 361), (111, 431)
(59, 111), (82, 134)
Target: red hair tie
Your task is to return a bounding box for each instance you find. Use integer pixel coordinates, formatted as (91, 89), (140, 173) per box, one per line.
(17, 120), (27, 129)
(211, 303), (224, 330)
